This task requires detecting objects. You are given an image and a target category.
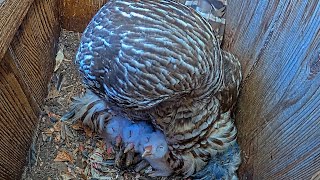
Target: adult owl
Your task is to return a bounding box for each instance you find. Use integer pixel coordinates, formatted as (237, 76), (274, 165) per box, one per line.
(68, 0), (242, 179)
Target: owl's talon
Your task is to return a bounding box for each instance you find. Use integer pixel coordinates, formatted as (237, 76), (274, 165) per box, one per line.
(124, 142), (134, 153)
(134, 160), (149, 172)
(125, 150), (135, 167)
(115, 144), (141, 168)
(115, 146), (125, 168)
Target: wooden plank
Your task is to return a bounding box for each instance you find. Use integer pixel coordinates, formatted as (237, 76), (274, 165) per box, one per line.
(59, 0), (109, 32)
(224, 1), (320, 179)
(0, 0), (34, 61)
(10, 0), (60, 107)
(0, 51), (38, 179)
(0, 0), (59, 178)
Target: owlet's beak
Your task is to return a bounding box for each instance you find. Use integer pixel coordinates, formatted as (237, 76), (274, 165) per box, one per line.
(142, 145), (152, 158)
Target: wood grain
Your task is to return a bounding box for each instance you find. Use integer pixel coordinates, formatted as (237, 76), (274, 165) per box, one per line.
(59, 0), (109, 32)
(224, 1), (320, 179)
(0, 0), (59, 178)
(0, 52), (38, 179)
(10, 0), (60, 107)
(0, 0), (34, 61)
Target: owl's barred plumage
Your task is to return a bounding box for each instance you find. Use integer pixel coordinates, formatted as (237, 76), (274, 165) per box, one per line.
(74, 0), (241, 178)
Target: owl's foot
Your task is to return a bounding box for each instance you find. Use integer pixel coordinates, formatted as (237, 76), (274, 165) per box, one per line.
(134, 159), (149, 172)
(135, 160), (172, 177)
(114, 145), (142, 169)
(114, 146), (125, 167)
(192, 143), (241, 180)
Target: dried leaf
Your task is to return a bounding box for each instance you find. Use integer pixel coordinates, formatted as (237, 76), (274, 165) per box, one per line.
(71, 121), (84, 130)
(48, 112), (61, 122)
(53, 121), (62, 132)
(79, 144), (85, 152)
(72, 147), (78, 155)
(46, 89), (61, 100)
(54, 150), (74, 163)
(84, 126), (93, 138)
(43, 128), (54, 135)
(48, 112), (60, 119)
(54, 133), (61, 142)
(54, 48), (65, 72)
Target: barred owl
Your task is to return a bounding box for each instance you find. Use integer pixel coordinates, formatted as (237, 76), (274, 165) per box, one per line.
(71, 0), (242, 179)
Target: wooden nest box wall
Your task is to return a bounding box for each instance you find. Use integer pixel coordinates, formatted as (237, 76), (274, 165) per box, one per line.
(0, 0), (59, 179)
(0, 0), (319, 179)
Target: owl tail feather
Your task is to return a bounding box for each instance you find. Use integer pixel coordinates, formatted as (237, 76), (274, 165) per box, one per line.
(61, 90), (112, 134)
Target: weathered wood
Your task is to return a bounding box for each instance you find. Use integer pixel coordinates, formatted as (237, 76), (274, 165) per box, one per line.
(10, 0), (60, 107)
(0, 0), (34, 61)
(59, 0), (109, 32)
(0, 0), (59, 178)
(0, 51), (38, 180)
(224, 1), (320, 179)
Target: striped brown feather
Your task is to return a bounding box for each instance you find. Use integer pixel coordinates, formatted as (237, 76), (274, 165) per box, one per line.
(75, 0), (241, 177)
